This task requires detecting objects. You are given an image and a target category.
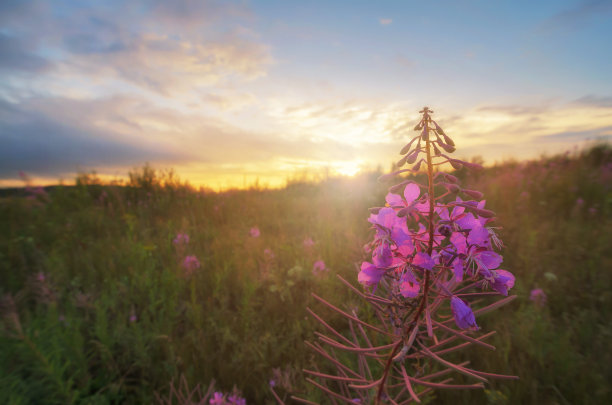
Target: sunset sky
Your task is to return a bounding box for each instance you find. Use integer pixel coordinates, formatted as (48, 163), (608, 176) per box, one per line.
(1, 0), (611, 189)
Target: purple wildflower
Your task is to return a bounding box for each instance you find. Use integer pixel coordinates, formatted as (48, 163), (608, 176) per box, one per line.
(530, 288), (547, 306)
(303, 237), (315, 248)
(250, 227), (260, 238)
(182, 255), (201, 277)
(450, 296), (479, 331)
(173, 232), (190, 245)
(312, 260), (328, 276)
(209, 392), (225, 405)
(490, 270), (515, 296)
(228, 394), (246, 405)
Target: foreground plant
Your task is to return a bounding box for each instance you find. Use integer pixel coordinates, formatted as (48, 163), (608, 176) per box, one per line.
(294, 107), (517, 404)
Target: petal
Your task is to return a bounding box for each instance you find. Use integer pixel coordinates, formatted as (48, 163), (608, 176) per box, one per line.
(467, 225), (489, 246)
(450, 296), (479, 330)
(403, 183), (421, 203)
(412, 252), (435, 270)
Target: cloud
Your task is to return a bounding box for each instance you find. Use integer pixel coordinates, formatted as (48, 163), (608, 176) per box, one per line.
(572, 95), (612, 108)
(538, 0), (612, 33)
(0, 0), (273, 97)
(0, 33), (52, 72)
(0, 99), (191, 177)
(379, 18), (392, 25)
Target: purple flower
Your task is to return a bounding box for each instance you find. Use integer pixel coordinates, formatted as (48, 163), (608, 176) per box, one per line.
(250, 227), (260, 238)
(372, 240), (393, 268)
(303, 237), (315, 248)
(209, 392), (225, 405)
(412, 252), (435, 270)
(264, 248), (275, 260)
(399, 272), (420, 298)
(450, 296), (478, 331)
(173, 232), (190, 245)
(312, 260), (328, 276)
(490, 270), (515, 296)
(530, 288), (547, 306)
(358, 261), (386, 288)
(182, 255), (201, 277)
(228, 394), (246, 405)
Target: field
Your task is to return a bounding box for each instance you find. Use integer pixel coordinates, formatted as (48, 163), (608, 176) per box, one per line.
(1, 144), (611, 404)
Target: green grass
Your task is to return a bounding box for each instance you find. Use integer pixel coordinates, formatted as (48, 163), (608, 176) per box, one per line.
(1, 145), (611, 404)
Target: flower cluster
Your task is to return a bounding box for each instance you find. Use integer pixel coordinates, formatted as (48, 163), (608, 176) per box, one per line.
(301, 107), (518, 404)
(209, 391), (246, 405)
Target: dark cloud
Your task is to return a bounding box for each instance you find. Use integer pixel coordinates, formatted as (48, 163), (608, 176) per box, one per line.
(0, 100), (191, 177)
(0, 33), (51, 72)
(538, 0), (612, 33)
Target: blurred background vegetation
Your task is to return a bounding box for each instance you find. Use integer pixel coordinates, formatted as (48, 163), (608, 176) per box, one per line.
(1, 144), (611, 404)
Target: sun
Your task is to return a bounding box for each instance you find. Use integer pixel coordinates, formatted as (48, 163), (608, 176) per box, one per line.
(334, 161), (362, 177)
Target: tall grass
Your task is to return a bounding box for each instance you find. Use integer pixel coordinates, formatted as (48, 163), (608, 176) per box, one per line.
(1, 144), (610, 404)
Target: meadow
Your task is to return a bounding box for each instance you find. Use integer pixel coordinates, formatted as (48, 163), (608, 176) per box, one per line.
(1, 144), (611, 404)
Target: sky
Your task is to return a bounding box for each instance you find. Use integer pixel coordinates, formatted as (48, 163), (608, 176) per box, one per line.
(1, 0), (611, 190)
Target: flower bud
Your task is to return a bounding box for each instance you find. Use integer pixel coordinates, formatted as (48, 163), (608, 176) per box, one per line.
(412, 159), (423, 171)
(432, 143), (442, 156)
(406, 149), (419, 164)
(438, 141), (456, 153)
(449, 159), (463, 169)
(462, 189), (483, 199)
(396, 155), (408, 167)
(400, 136), (419, 155)
(443, 183), (461, 193)
(462, 161), (483, 171)
(444, 174), (459, 183)
(442, 133), (455, 147)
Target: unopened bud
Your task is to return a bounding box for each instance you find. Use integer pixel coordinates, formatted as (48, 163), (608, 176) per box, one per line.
(421, 128), (429, 141)
(438, 142), (456, 153)
(432, 143), (442, 156)
(444, 183), (461, 193)
(462, 189), (483, 199)
(449, 159), (463, 170)
(414, 121), (423, 131)
(473, 207), (496, 218)
(396, 155), (408, 167)
(368, 207), (382, 214)
(442, 133), (455, 147)
(400, 136), (419, 155)
(412, 159), (423, 171)
(462, 161), (483, 171)
(444, 174), (459, 183)
(434, 123), (445, 135)
(406, 149), (419, 164)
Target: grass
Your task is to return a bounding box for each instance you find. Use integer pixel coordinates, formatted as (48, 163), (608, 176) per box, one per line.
(1, 144), (611, 404)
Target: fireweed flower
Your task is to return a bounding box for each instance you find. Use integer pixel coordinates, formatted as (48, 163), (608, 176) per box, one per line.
(209, 392), (225, 405)
(300, 107), (518, 404)
(249, 227), (260, 238)
(182, 255), (200, 277)
(173, 232), (190, 245)
(312, 260), (328, 276)
(530, 288), (547, 306)
(228, 394), (246, 405)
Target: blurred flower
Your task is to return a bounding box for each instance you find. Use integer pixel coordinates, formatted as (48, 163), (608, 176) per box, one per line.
(36, 272), (45, 282)
(250, 227), (260, 238)
(129, 314), (137, 323)
(450, 296), (478, 331)
(269, 379), (276, 387)
(209, 392), (225, 405)
(264, 248), (275, 260)
(530, 288), (547, 306)
(182, 255), (201, 277)
(303, 237), (315, 249)
(173, 232), (190, 246)
(576, 198), (584, 206)
(228, 394), (246, 405)
(312, 260), (328, 276)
